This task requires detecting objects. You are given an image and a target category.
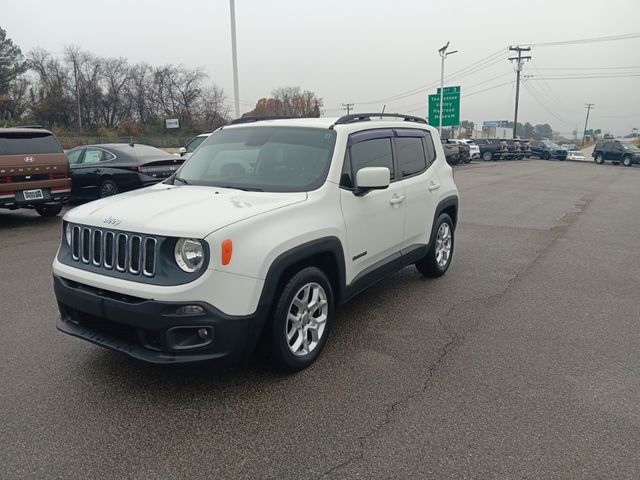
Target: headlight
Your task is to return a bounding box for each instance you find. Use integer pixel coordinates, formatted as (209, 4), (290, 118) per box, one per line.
(174, 238), (205, 273)
(65, 223), (72, 245)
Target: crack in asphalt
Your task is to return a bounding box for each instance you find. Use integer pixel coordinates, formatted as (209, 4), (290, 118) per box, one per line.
(316, 189), (602, 479)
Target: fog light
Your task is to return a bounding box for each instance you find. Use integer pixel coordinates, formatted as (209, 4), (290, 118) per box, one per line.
(175, 305), (205, 315)
(197, 328), (210, 340)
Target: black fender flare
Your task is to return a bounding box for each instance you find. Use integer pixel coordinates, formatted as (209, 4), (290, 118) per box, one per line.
(428, 195), (459, 247)
(246, 237), (347, 351)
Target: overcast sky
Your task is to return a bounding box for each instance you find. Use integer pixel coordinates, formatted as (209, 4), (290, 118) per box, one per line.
(4, 0), (640, 135)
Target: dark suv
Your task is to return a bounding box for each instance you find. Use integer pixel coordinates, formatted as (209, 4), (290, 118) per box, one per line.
(592, 140), (640, 167)
(474, 138), (509, 161)
(529, 141), (567, 160)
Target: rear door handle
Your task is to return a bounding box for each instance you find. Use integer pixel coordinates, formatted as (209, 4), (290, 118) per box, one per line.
(389, 194), (405, 206)
(428, 182), (441, 191)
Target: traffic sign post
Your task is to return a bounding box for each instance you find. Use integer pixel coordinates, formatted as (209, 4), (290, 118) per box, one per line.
(429, 86), (460, 128)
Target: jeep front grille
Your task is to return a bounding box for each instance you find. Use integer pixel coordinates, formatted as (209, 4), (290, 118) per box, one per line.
(71, 225), (157, 277)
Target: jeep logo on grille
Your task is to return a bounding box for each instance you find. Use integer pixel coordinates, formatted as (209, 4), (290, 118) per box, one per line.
(24, 156), (35, 163)
(103, 216), (122, 226)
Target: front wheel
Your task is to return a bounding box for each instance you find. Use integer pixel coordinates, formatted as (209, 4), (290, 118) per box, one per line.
(542, 152), (550, 160)
(622, 156), (633, 167)
(416, 213), (454, 278)
(35, 203), (62, 217)
(482, 151), (493, 161)
(268, 267), (334, 372)
(595, 153), (604, 165)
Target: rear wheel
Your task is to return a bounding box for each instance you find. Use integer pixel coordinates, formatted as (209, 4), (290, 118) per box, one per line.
(482, 151), (492, 161)
(622, 155), (633, 167)
(99, 179), (119, 198)
(416, 213), (454, 278)
(542, 152), (550, 160)
(35, 203), (62, 217)
(268, 267), (334, 372)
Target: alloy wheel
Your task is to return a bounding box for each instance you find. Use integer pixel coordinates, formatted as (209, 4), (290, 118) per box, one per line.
(285, 283), (328, 357)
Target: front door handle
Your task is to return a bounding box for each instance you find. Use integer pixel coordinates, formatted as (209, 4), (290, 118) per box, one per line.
(389, 194), (405, 206)
(92, 169), (101, 174)
(428, 182), (441, 191)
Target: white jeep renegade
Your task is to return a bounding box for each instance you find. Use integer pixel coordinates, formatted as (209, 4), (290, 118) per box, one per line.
(53, 114), (459, 371)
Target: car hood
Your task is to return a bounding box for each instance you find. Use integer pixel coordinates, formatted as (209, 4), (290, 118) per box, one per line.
(65, 183), (308, 238)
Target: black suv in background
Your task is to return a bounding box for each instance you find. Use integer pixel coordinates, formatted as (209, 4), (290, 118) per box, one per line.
(529, 141), (567, 160)
(474, 138), (509, 161)
(592, 140), (640, 167)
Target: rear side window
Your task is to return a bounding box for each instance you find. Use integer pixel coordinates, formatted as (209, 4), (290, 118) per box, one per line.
(0, 132), (63, 155)
(396, 137), (427, 177)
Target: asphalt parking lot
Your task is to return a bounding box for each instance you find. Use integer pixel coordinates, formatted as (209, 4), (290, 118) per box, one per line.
(2, 159), (640, 479)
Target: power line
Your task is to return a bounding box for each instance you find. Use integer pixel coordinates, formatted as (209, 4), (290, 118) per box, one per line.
(522, 82), (574, 125)
(524, 32), (640, 47)
(526, 73), (640, 80)
(353, 48), (507, 105)
(532, 65), (640, 70)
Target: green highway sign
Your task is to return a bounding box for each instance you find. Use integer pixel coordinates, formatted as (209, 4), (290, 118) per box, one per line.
(428, 86), (460, 127)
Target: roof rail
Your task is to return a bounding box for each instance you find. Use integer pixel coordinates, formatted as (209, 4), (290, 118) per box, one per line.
(229, 115), (301, 125)
(332, 113), (428, 126)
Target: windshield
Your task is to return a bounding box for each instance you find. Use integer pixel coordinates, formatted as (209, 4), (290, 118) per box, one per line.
(545, 141), (561, 149)
(175, 126), (337, 192)
(623, 144), (639, 151)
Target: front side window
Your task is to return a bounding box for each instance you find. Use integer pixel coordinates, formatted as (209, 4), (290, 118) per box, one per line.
(176, 126), (336, 192)
(350, 137), (394, 179)
(396, 137), (427, 177)
(186, 136), (207, 153)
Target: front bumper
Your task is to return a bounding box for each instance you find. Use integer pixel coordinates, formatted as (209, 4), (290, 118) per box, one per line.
(54, 274), (263, 364)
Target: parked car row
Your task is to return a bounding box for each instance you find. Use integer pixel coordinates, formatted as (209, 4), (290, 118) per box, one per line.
(0, 126), (186, 216)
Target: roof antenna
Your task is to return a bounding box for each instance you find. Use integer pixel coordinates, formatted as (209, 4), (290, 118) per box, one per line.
(380, 105), (386, 119)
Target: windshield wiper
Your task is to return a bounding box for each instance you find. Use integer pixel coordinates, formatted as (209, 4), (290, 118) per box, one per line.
(217, 185), (263, 192)
(173, 175), (190, 185)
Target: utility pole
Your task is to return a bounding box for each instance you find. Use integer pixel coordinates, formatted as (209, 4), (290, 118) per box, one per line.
(582, 103), (595, 146)
(438, 41), (457, 136)
(508, 46), (531, 139)
(229, 0), (240, 118)
(342, 103), (354, 115)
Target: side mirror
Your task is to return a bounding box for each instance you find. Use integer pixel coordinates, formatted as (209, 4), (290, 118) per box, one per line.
(354, 167), (390, 196)
(178, 146), (187, 155)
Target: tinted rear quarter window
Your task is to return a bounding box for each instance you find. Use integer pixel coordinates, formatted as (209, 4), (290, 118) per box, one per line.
(0, 132), (63, 155)
(396, 137), (427, 177)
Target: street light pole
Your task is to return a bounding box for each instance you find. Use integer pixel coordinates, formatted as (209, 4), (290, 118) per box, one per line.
(438, 42), (457, 137)
(229, 0), (240, 118)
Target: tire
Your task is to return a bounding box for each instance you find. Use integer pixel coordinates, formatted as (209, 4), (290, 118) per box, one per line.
(415, 213), (454, 278)
(542, 152), (550, 160)
(99, 179), (119, 198)
(482, 151), (493, 161)
(35, 203), (62, 217)
(559, 156), (566, 161)
(268, 267), (334, 372)
(595, 153), (604, 165)
(622, 155), (632, 167)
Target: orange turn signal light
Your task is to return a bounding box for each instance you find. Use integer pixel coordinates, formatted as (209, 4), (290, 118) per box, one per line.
(221, 239), (233, 265)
